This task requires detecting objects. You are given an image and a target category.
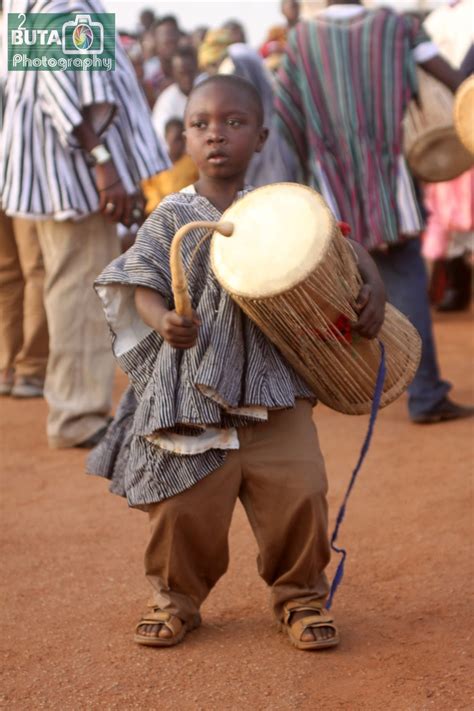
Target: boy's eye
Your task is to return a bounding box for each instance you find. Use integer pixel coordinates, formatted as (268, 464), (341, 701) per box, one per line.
(191, 120), (207, 129)
(226, 118), (242, 127)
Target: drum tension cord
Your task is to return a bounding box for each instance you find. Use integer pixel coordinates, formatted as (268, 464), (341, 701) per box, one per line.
(326, 341), (386, 610)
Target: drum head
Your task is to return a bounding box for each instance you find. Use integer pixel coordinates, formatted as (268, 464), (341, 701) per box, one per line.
(211, 183), (336, 298)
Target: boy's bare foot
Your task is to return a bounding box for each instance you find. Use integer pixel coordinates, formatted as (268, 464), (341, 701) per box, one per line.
(281, 601), (340, 650)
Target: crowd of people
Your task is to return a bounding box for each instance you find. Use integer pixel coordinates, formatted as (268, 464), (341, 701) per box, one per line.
(0, 0), (473, 650)
(1, 0), (472, 424)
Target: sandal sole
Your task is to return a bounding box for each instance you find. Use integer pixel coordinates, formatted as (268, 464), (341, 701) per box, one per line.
(134, 629), (186, 647)
(287, 633), (340, 651)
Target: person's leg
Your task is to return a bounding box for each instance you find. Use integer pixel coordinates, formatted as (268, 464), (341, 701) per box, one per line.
(0, 212), (23, 393)
(372, 238), (451, 418)
(36, 214), (119, 447)
(11, 218), (49, 384)
(140, 451), (241, 642)
(238, 401), (331, 637)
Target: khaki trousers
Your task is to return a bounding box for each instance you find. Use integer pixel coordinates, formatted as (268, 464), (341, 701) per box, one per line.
(36, 214), (119, 448)
(0, 213), (48, 379)
(145, 400), (330, 625)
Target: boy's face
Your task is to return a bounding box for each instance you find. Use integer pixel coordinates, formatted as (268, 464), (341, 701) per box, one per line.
(224, 23), (246, 44)
(282, 0), (300, 26)
(184, 83), (267, 181)
(166, 125), (186, 163)
(141, 30), (156, 60)
(155, 24), (179, 62)
(172, 56), (197, 96)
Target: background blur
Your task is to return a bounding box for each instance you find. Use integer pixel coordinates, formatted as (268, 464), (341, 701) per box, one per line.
(107, 0), (449, 47)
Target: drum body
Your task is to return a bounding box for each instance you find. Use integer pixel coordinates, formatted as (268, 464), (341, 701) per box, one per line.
(211, 184), (421, 415)
(403, 69), (473, 183)
(454, 76), (474, 157)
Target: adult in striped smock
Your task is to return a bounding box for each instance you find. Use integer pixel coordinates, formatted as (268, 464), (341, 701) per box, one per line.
(275, 1), (474, 424)
(0, 0), (169, 448)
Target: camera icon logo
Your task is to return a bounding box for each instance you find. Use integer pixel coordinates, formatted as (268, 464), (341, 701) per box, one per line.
(62, 14), (104, 55)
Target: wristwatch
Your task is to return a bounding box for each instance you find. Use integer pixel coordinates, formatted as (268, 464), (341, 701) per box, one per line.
(89, 144), (112, 165)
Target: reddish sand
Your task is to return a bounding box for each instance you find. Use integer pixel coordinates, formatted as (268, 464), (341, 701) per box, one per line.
(1, 311), (473, 710)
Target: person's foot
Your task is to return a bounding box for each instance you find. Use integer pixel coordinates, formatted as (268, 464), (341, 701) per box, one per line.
(134, 609), (196, 647)
(0, 369), (14, 396)
(138, 621), (173, 640)
(11, 376), (44, 398)
(290, 610), (337, 644)
(281, 600), (339, 650)
(411, 397), (474, 424)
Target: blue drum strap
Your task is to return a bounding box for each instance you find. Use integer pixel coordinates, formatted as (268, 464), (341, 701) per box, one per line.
(325, 341), (386, 610)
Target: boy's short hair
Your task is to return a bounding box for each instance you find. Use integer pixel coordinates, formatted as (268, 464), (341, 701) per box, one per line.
(172, 46), (198, 64)
(154, 15), (179, 30)
(165, 117), (184, 135)
(186, 74), (264, 127)
(221, 19), (247, 43)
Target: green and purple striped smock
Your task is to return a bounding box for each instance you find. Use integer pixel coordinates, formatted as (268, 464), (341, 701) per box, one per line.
(275, 8), (436, 250)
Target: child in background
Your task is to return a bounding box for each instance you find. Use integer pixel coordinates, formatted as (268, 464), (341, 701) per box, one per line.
(152, 46), (199, 141)
(91, 75), (386, 651)
(141, 118), (198, 214)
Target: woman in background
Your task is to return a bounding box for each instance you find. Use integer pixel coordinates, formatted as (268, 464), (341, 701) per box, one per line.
(218, 43), (297, 186)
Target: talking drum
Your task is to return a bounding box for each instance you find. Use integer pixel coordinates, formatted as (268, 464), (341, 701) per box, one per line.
(170, 184), (421, 415)
(454, 76), (474, 157)
(403, 69), (473, 183)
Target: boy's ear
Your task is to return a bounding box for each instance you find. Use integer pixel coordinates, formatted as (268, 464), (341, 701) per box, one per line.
(255, 127), (269, 153)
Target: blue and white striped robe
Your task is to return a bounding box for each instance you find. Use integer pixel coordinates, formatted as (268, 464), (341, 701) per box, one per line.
(88, 189), (316, 508)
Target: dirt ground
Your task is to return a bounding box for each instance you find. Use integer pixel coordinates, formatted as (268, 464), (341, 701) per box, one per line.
(1, 311), (473, 711)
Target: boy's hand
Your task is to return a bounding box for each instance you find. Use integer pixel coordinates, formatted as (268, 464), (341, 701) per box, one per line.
(159, 310), (201, 349)
(346, 238), (387, 340)
(134, 288), (201, 349)
(353, 283), (386, 340)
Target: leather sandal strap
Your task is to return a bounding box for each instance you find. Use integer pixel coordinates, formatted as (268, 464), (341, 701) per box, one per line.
(289, 614), (338, 640)
(290, 615), (335, 632)
(283, 600), (331, 625)
(136, 610), (184, 636)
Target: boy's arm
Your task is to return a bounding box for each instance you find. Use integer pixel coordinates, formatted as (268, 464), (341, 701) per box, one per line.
(348, 239), (386, 340)
(135, 286), (201, 349)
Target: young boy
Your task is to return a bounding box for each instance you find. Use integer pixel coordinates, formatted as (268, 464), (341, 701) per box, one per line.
(92, 75), (386, 650)
(141, 118), (198, 214)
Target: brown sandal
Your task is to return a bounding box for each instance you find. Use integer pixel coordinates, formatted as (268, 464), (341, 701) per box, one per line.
(134, 609), (192, 647)
(281, 600), (340, 651)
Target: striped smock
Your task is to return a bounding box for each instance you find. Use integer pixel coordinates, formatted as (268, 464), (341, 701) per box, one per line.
(0, 0), (169, 220)
(274, 7), (438, 249)
(91, 188), (315, 508)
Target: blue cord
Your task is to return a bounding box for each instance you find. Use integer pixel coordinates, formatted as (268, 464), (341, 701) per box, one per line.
(325, 341), (386, 610)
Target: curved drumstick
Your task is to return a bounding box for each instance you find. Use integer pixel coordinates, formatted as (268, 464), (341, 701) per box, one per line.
(170, 220), (234, 318)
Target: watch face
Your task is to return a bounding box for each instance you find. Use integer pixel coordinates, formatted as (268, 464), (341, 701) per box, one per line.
(91, 145), (111, 164)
